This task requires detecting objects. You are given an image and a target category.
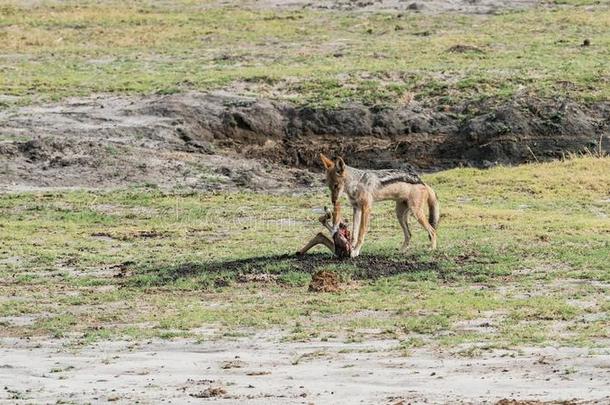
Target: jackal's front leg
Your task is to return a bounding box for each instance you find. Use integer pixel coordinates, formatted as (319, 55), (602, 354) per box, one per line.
(351, 206), (361, 244)
(319, 207), (333, 233)
(351, 203), (371, 257)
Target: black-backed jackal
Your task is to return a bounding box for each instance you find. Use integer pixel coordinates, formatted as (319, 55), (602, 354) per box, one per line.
(320, 154), (440, 257)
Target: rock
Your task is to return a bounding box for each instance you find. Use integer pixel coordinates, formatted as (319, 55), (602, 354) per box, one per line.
(407, 2), (424, 10)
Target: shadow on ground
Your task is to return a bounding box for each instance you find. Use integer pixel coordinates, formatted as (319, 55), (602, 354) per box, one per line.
(128, 253), (442, 286)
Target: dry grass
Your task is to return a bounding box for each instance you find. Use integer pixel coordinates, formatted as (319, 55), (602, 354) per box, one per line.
(0, 1), (609, 107)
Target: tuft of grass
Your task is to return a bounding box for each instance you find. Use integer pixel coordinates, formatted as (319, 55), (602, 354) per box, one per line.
(278, 271), (311, 287)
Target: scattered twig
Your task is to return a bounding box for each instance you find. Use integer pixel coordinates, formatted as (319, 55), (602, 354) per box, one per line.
(526, 145), (539, 162)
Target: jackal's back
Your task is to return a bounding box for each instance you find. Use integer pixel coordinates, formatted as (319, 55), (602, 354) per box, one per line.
(374, 168), (423, 186)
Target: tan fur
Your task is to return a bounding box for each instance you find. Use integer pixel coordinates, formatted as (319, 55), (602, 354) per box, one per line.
(319, 153), (345, 226)
(392, 183), (438, 250)
(320, 154), (440, 256)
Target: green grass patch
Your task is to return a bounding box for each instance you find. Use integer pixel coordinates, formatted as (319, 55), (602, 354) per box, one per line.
(0, 1), (609, 107)
(0, 157), (608, 348)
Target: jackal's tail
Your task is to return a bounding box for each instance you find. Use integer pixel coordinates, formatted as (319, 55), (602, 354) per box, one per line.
(426, 185), (440, 229)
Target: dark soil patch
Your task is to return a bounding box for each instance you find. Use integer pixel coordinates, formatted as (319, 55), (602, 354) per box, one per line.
(447, 44), (484, 53)
(109, 261), (136, 278)
(127, 253), (441, 287)
(190, 387), (227, 399)
(91, 230), (168, 241)
(236, 273), (278, 283)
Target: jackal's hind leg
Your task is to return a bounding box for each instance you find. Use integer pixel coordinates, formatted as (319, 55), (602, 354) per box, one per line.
(414, 208), (437, 250)
(395, 201), (411, 252)
(297, 232), (335, 255)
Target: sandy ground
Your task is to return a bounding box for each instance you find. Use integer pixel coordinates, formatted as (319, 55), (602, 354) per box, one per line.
(0, 93), (319, 191)
(2, 333), (610, 404)
(214, 0), (542, 14)
(9, 0), (545, 13)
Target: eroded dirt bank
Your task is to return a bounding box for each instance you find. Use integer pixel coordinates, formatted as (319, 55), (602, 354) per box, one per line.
(1, 92), (608, 190)
(2, 334), (610, 404)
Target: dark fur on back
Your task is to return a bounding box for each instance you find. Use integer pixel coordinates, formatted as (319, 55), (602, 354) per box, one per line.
(378, 168), (423, 186)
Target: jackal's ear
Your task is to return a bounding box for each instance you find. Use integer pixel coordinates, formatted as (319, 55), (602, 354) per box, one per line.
(336, 157), (346, 175)
(320, 153), (334, 170)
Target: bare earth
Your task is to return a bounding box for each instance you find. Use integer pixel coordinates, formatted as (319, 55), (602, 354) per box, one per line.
(0, 93), (318, 192)
(2, 333), (610, 404)
(215, 0), (542, 14)
(2, 92), (607, 191)
(17, 0), (544, 13)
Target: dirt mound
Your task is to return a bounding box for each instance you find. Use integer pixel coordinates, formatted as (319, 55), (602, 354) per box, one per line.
(1, 92), (608, 190)
(309, 270), (341, 292)
(155, 93), (607, 171)
(227, 96), (608, 170)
